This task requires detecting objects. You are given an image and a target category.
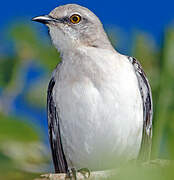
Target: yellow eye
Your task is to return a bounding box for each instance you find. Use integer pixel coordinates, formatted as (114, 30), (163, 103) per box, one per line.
(70, 14), (81, 24)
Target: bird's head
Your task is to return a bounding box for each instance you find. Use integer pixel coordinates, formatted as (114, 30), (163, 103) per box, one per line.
(32, 4), (112, 54)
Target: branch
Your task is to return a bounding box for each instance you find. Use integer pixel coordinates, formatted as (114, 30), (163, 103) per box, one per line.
(35, 159), (171, 180)
(35, 169), (116, 180)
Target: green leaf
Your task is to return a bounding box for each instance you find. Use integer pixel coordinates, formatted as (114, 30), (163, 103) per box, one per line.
(152, 27), (174, 159)
(0, 113), (39, 142)
(0, 57), (17, 88)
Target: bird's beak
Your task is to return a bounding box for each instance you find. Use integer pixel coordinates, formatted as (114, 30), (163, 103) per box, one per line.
(32, 15), (55, 24)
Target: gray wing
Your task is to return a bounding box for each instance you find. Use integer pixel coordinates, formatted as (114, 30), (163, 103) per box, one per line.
(47, 77), (68, 173)
(128, 56), (153, 161)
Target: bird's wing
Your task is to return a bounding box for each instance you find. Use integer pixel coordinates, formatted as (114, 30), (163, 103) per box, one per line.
(128, 56), (153, 161)
(47, 77), (68, 173)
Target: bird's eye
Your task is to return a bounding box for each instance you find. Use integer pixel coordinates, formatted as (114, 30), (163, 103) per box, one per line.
(70, 14), (81, 24)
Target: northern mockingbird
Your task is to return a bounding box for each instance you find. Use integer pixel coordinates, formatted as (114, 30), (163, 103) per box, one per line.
(32, 3), (153, 175)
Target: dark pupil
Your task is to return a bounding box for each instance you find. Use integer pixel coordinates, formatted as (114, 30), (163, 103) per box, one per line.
(72, 16), (78, 22)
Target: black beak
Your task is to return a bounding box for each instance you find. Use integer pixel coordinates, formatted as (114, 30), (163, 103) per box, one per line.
(32, 15), (55, 24)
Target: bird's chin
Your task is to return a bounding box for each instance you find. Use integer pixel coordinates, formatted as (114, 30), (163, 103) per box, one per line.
(49, 27), (73, 54)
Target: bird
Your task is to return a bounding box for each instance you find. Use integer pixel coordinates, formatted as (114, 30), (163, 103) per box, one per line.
(32, 3), (153, 176)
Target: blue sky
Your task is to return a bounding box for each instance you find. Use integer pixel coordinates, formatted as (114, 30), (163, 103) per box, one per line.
(1, 0), (174, 42)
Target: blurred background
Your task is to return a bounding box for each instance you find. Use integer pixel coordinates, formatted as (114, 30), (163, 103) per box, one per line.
(0, 0), (174, 179)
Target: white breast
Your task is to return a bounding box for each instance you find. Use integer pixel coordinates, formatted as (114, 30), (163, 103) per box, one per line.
(53, 48), (143, 170)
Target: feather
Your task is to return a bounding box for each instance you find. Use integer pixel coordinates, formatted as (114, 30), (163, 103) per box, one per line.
(128, 56), (153, 161)
(47, 77), (68, 173)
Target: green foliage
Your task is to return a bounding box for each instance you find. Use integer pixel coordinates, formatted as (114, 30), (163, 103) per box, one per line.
(0, 113), (39, 142)
(0, 114), (50, 180)
(0, 168), (39, 180)
(152, 28), (174, 159)
(0, 57), (17, 87)
(110, 162), (174, 180)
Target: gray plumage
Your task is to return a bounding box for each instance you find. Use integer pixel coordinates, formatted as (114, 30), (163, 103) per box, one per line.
(32, 4), (153, 173)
